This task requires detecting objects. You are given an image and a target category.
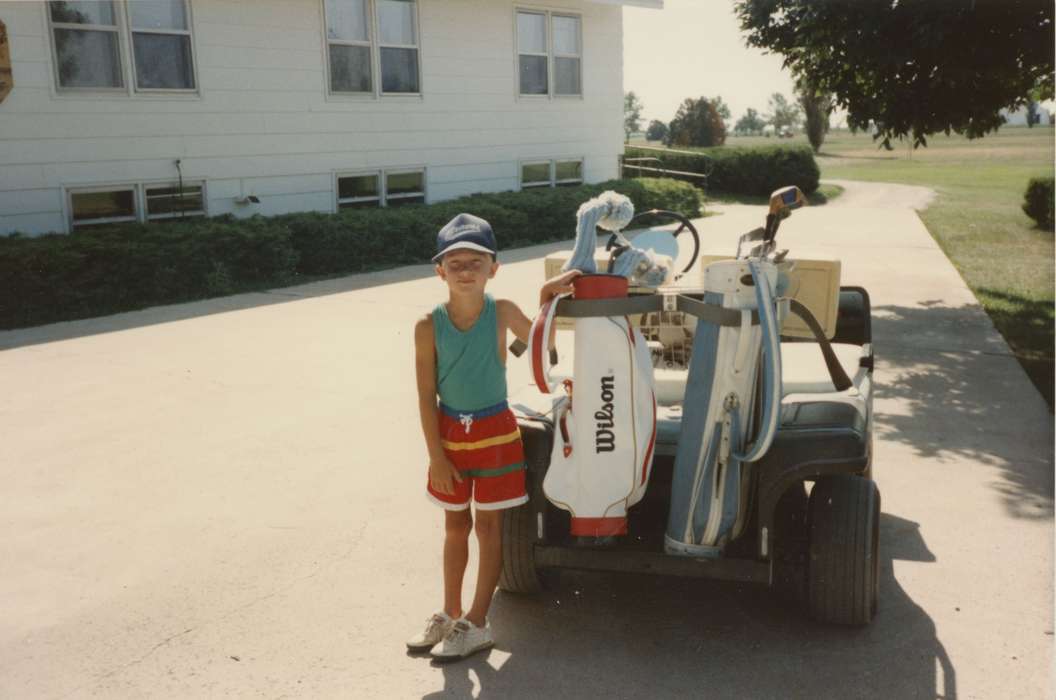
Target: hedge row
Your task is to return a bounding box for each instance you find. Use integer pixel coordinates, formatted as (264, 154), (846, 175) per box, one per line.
(0, 178), (702, 329)
(624, 144), (821, 197)
(1022, 177), (1054, 230)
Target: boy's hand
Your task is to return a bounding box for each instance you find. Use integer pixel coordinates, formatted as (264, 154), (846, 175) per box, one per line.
(428, 455), (463, 495)
(540, 269), (581, 307)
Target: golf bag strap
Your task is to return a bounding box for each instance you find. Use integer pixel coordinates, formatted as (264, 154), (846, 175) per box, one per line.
(528, 292), (571, 394)
(675, 296), (761, 327)
(788, 299), (853, 392)
(555, 295), (760, 327)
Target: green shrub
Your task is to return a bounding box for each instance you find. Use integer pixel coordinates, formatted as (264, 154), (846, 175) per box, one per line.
(625, 144), (821, 196)
(0, 178), (701, 329)
(1022, 177), (1054, 229)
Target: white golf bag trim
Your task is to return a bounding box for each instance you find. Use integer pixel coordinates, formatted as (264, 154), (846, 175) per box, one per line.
(528, 281), (658, 538)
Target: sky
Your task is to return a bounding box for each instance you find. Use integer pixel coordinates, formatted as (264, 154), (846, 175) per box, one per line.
(622, 1), (807, 127)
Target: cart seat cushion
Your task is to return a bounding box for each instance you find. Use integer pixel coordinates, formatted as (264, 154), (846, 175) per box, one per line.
(780, 342), (864, 395)
(547, 343), (865, 407)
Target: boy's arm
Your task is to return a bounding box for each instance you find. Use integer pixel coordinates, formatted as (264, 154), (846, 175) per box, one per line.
(497, 269), (580, 351)
(414, 316), (462, 495)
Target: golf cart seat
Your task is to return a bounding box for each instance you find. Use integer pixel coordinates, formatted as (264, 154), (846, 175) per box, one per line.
(779, 341), (868, 395)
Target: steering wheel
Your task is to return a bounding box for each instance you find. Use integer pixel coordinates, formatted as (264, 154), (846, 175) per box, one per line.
(605, 209), (701, 279)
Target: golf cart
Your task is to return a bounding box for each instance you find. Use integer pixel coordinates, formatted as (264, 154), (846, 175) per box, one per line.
(501, 187), (879, 626)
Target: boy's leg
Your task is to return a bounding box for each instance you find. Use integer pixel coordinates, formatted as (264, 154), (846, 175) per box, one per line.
(443, 509), (473, 619)
(465, 509), (502, 627)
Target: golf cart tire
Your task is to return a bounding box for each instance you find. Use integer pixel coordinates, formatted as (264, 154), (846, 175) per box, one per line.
(498, 421), (551, 594)
(807, 475), (880, 625)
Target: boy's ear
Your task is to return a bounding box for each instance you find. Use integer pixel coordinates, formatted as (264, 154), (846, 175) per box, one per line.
(489, 260), (499, 278)
(435, 262), (446, 280)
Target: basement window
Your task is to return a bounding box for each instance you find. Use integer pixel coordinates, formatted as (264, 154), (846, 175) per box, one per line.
(145, 183), (205, 220)
(70, 186), (138, 229)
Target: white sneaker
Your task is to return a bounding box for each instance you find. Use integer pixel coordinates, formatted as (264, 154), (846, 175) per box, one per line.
(406, 611), (456, 652)
(430, 618), (494, 661)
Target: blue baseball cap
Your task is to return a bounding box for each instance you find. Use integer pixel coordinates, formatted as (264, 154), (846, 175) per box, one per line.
(432, 213), (497, 263)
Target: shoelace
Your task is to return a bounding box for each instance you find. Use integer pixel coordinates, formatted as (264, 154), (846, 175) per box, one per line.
(425, 615), (448, 635)
(445, 621), (470, 644)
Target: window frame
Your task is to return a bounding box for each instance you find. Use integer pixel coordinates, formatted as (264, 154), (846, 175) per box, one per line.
(46, 0), (127, 94)
(67, 183), (139, 230)
(334, 167), (427, 211)
(383, 168), (427, 205)
(554, 158), (585, 186)
(65, 180), (208, 232)
(515, 9), (549, 99)
(143, 180), (207, 221)
(322, 0), (423, 100)
(550, 13), (582, 98)
(123, 0), (199, 94)
(519, 160), (553, 189)
(44, 0), (200, 97)
(335, 170), (383, 209)
(519, 157), (585, 190)
(514, 7), (583, 100)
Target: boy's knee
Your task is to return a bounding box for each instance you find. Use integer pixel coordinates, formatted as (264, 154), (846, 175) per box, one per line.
(445, 510), (473, 539)
(474, 511), (501, 539)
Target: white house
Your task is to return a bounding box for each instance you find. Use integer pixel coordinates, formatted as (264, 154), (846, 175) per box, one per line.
(0, 0), (661, 236)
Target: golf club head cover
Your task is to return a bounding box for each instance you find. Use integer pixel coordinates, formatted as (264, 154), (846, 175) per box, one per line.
(563, 191), (635, 274)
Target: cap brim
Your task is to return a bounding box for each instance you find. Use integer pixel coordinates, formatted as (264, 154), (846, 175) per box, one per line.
(432, 241), (497, 263)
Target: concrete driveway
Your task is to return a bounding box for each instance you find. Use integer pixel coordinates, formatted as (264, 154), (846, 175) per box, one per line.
(2, 191), (1052, 698)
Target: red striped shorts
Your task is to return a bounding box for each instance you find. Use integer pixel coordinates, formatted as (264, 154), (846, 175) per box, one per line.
(426, 401), (528, 511)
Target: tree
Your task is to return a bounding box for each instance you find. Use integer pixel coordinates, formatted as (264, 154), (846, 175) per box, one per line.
(668, 97), (727, 147)
(645, 119), (669, 142)
(624, 91), (644, 143)
(766, 92), (802, 131)
(734, 108), (766, 135)
(709, 96), (732, 124)
(1026, 101), (1040, 127)
(736, 0), (1055, 148)
(796, 78), (833, 153)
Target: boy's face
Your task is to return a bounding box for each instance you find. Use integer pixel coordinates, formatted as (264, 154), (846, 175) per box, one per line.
(436, 250), (498, 296)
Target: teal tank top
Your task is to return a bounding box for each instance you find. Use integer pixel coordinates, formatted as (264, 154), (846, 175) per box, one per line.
(432, 295), (507, 412)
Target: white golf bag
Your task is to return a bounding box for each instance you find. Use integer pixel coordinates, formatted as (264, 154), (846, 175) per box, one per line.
(528, 274), (657, 538)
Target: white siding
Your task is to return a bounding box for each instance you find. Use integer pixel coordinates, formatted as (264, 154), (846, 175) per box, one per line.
(0, 0), (626, 235)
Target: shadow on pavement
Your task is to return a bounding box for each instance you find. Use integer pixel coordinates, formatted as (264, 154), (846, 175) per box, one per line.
(0, 240), (578, 352)
(872, 303), (1055, 520)
(425, 513), (951, 700)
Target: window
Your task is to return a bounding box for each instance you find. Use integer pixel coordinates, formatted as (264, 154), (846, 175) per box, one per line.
(521, 159), (584, 189)
(337, 169), (425, 209)
(47, 0), (197, 93)
(49, 2), (123, 89)
(337, 173), (381, 209)
(551, 15), (581, 96)
(145, 183), (205, 220)
(324, 0), (420, 96)
(385, 170), (425, 206)
(68, 181), (206, 231)
(555, 159), (584, 186)
(516, 10), (581, 97)
(520, 162), (551, 188)
(516, 12), (547, 96)
(129, 1), (195, 90)
(70, 187), (137, 228)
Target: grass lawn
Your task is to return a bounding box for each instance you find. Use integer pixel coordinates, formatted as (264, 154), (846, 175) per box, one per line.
(816, 127), (1055, 408)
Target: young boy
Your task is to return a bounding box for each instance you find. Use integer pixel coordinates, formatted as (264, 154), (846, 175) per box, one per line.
(406, 213), (577, 661)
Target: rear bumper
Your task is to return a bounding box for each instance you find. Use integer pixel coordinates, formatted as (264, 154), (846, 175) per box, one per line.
(534, 545), (771, 584)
